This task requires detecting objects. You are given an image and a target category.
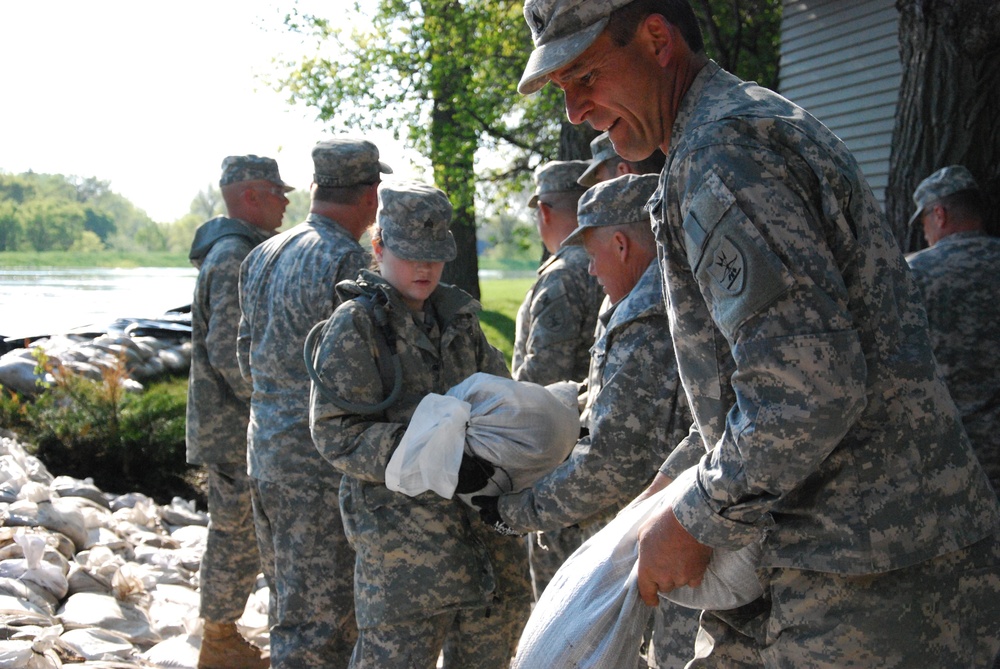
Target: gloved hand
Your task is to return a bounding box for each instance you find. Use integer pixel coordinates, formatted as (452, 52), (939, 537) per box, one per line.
(455, 451), (496, 495)
(470, 495), (523, 537)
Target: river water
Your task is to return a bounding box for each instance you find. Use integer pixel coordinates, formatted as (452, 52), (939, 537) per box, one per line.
(0, 267), (198, 339)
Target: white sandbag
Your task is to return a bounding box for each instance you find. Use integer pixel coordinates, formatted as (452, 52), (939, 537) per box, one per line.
(385, 394), (470, 498)
(386, 373), (579, 499)
(59, 627), (136, 661)
(158, 497), (208, 528)
(0, 534), (69, 601)
(0, 576), (58, 615)
(0, 624), (61, 669)
(51, 476), (110, 509)
(57, 592), (160, 647)
(512, 468), (764, 669)
(141, 633), (200, 668)
(2, 498), (88, 551)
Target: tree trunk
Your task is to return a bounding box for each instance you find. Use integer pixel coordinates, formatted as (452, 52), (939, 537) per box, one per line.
(887, 0), (1000, 251)
(559, 121), (599, 161)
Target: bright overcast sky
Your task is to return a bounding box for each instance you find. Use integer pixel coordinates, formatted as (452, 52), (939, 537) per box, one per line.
(0, 1), (425, 223)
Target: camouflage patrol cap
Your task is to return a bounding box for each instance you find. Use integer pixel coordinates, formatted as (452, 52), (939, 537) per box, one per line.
(578, 131), (620, 187)
(908, 165), (981, 226)
(528, 160), (590, 208)
(219, 155), (294, 190)
(518, 0), (636, 94)
(564, 173), (657, 246)
(312, 138), (393, 188)
(377, 182), (457, 262)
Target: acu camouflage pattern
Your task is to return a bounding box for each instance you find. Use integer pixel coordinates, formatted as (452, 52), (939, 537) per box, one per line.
(219, 154), (293, 189)
(651, 61), (1000, 575)
(511, 244), (604, 385)
(377, 182), (457, 262)
(528, 160), (589, 208)
(185, 216), (270, 628)
(250, 476), (358, 667)
(198, 463), (262, 623)
(578, 131), (619, 188)
(238, 213), (370, 481)
(907, 164), (980, 226)
(907, 232), (1000, 491)
(503, 260), (703, 668)
(308, 271), (531, 642)
(564, 173), (660, 246)
(691, 534), (1000, 668)
(312, 137), (392, 188)
(518, 0), (635, 94)
(187, 216), (270, 465)
(237, 212), (369, 668)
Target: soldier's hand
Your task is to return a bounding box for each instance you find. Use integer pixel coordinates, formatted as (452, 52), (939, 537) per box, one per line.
(636, 506), (713, 606)
(470, 494), (523, 537)
(455, 451), (496, 495)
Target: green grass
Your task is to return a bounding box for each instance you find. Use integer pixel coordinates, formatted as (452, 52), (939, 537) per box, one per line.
(0, 251), (190, 268)
(478, 277), (533, 363)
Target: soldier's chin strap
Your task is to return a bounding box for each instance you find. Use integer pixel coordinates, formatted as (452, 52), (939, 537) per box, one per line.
(303, 289), (403, 415)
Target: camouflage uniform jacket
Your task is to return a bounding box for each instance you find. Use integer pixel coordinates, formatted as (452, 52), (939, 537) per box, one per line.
(499, 261), (695, 533)
(238, 213), (370, 483)
(907, 231), (1000, 490)
(309, 270), (531, 627)
(511, 244), (603, 385)
(652, 61), (999, 574)
(187, 216), (271, 465)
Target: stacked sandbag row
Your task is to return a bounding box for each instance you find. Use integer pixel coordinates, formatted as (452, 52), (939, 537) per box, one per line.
(0, 433), (269, 668)
(0, 333), (191, 397)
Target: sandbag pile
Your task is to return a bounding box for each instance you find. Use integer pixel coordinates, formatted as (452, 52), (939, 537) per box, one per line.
(0, 332), (191, 397)
(0, 433), (269, 668)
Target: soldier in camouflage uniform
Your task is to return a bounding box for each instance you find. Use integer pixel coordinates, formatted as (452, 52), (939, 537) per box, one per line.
(187, 154), (291, 669)
(517, 0), (1000, 666)
(906, 166), (1000, 492)
(512, 159), (605, 598)
(308, 182), (531, 668)
(476, 174), (702, 668)
(238, 138), (391, 668)
(577, 130), (666, 188)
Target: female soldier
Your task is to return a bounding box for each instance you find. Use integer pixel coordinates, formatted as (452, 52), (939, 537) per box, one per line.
(307, 182), (531, 668)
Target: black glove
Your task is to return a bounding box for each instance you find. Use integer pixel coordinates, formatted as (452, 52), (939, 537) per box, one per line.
(471, 495), (523, 537)
(455, 452), (496, 495)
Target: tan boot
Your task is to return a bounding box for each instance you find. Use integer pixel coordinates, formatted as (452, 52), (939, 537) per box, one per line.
(198, 620), (269, 669)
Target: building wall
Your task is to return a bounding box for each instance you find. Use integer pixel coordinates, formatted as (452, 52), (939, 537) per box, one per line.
(779, 0), (901, 205)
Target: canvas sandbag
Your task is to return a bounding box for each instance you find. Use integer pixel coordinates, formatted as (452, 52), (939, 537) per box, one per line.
(386, 373), (579, 499)
(512, 468), (763, 669)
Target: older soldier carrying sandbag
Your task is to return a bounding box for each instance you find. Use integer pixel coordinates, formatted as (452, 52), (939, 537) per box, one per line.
(468, 174), (701, 667)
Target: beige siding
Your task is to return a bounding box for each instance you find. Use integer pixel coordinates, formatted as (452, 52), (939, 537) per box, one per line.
(780, 0), (901, 205)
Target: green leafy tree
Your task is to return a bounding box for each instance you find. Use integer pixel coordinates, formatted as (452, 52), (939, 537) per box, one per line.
(0, 200), (20, 251)
(276, 0), (568, 297)
(19, 199), (87, 251)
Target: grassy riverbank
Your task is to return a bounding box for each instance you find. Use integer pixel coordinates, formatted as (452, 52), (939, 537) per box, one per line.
(0, 251), (192, 268)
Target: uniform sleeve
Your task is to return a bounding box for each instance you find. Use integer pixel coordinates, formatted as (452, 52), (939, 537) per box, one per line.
(499, 316), (682, 531)
(513, 269), (593, 385)
(204, 242), (253, 401)
(669, 148), (868, 550)
(237, 257), (253, 382)
(308, 302), (406, 483)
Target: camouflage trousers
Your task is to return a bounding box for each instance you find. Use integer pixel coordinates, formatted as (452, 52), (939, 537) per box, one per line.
(646, 600), (702, 668)
(250, 475), (358, 669)
(349, 599), (528, 669)
(199, 463), (263, 623)
(689, 533), (1000, 668)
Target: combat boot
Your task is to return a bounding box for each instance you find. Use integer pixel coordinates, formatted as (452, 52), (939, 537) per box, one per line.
(198, 620), (269, 669)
